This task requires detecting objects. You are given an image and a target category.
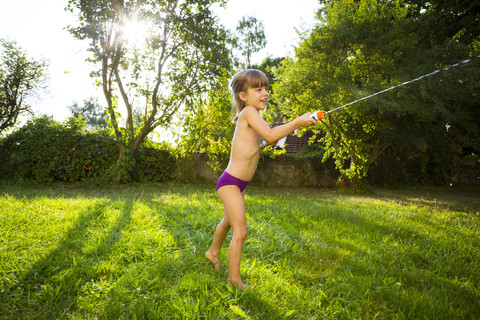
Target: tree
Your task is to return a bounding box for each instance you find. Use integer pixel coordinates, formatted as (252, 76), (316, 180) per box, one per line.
(234, 16), (267, 69)
(273, 0), (415, 189)
(369, 0), (480, 185)
(405, 0), (480, 45)
(66, 0), (231, 183)
(253, 56), (285, 124)
(68, 97), (108, 129)
(273, 0), (480, 189)
(178, 71), (234, 170)
(0, 39), (48, 133)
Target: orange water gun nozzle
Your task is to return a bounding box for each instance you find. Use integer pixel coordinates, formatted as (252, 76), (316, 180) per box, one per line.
(311, 111), (324, 121)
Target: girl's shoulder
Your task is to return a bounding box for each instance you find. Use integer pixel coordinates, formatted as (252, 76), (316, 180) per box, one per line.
(237, 107), (258, 125)
(239, 106), (260, 119)
(238, 106), (263, 130)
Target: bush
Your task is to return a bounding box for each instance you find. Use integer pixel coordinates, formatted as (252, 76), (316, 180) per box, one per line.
(0, 116), (117, 183)
(131, 141), (176, 182)
(0, 116), (176, 184)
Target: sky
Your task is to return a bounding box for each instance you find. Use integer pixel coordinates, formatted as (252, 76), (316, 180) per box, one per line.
(0, 0), (320, 122)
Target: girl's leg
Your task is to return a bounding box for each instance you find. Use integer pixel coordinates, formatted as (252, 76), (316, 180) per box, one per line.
(205, 207), (231, 270)
(217, 186), (248, 289)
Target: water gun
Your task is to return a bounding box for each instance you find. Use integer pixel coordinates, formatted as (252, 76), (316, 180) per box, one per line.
(293, 110), (324, 135)
(261, 111), (324, 147)
(311, 110), (324, 121)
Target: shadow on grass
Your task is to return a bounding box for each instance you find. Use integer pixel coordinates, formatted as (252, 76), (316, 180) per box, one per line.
(0, 195), (134, 319)
(372, 185), (480, 213)
(135, 196), (288, 319)
(1, 183), (479, 318)
(1, 184), (286, 319)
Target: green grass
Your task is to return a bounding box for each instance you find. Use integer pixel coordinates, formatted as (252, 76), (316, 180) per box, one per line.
(0, 183), (479, 319)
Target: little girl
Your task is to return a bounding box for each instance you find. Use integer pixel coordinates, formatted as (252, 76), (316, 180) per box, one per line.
(205, 69), (318, 290)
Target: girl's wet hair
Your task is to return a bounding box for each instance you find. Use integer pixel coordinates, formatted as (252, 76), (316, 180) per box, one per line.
(230, 69), (269, 122)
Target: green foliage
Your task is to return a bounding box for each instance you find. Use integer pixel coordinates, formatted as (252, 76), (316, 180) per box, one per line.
(132, 141), (175, 182)
(178, 72), (235, 171)
(253, 56), (285, 124)
(0, 116), (175, 184)
(68, 97), (107, 129)
(273, 0), (480, 189)
(0, 116), (117, 183)
(234, 16), (267, 69)
(112, 150), (137, 184)
(65, 0), (232, 183)
(0, 39), (49, 133)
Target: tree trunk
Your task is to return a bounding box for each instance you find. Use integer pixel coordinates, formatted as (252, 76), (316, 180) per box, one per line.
(113, 141), (126, 184)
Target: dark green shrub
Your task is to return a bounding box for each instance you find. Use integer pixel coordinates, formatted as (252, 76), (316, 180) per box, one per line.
(0, 116), (176, 184)
(0, 116), (117, 183)
(131, 141), (176, 182)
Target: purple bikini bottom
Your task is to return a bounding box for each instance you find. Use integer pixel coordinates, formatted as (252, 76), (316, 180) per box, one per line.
(216, 171), (250, 193)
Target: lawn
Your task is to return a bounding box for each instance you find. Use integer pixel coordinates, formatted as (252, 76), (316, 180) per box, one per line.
(0, 183), (479, 319)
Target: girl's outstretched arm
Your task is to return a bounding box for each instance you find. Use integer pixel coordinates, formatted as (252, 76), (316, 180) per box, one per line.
(242, 106), (317, 145)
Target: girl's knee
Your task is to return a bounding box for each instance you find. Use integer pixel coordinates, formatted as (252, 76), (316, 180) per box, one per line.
(233, 228), (247, 242)
(218, 218), (230, 229)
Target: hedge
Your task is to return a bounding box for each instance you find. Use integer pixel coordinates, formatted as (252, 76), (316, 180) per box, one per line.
(0, 116), (175, 184)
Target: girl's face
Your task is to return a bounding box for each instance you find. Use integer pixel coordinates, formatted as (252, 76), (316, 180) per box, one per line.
(239, 86), (269, 111)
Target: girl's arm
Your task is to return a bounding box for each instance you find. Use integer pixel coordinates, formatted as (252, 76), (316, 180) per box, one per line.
(242, 106), (317, 145)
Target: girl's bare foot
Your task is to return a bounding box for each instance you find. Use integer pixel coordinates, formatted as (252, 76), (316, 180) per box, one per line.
(205, 250), (221, 270)
(227, 279), (249, 291)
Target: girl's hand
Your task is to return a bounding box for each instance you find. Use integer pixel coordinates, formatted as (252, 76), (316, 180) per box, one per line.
(297, 112), (317, 127)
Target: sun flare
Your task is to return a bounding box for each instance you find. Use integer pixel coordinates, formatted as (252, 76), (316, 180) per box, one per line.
(120, 19), (149, 46)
